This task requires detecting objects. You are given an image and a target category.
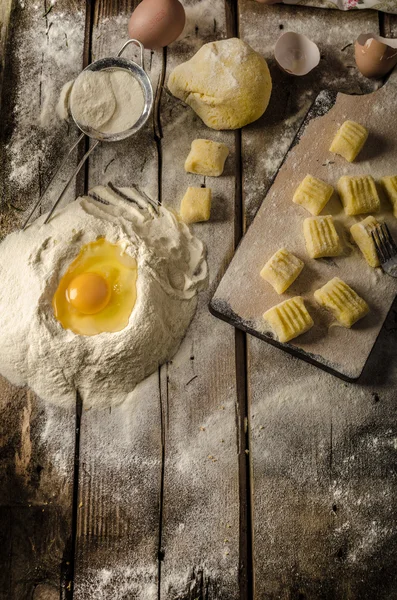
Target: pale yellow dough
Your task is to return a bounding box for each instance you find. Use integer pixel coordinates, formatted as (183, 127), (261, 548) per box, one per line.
(303, 215), (342, 259)
(293, 174), (334, 216)
(329, 120), (368, 162)
(350, 216), (380, 268)
(180, 187), (212, 224)
(185, 139), (229, 177)
(263, 297), (314, 343)
(338, 175), (380, 216)
(381, 176), (397, 217)
(168, 38), (272, 130)
(260, 248), (304, 294)
(314, 277), (369, 328)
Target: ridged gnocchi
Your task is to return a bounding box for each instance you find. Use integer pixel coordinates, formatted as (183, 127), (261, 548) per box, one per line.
(263, 296), (314, 343)
(292, 174), (334, 216)
(381, 176), (397, 218)
(303, 215), (342, 259)
(350, 216), (380, 268)
(329, 120), (368, 163)
(338, 175), (380, 216)
(314, 277), (369, 328)
(260, 248), (304, 294)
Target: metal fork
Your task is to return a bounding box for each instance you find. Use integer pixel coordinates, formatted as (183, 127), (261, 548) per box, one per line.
(371, 223), (397, 277)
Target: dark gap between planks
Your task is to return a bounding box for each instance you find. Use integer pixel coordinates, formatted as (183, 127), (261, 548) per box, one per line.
(226, 1), (254, 598)
(64, 1), (96, 598)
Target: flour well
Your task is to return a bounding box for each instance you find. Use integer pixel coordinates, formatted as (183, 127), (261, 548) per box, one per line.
(69, 69), (145, 134)
(0, 186), (208, 409)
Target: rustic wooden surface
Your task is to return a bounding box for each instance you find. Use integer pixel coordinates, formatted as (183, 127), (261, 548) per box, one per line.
(1, 0), (397, 598)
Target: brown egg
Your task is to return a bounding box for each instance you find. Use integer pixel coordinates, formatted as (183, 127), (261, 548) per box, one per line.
(355, 33), (397, 79)
(128, 0), (185, 50)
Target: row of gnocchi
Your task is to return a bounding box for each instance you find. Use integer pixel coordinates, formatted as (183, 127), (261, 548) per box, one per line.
(263, 279), (369, 344)
(294, 173), (397, 217)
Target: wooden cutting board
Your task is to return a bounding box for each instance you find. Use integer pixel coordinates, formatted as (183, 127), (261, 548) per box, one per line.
(210, 75), (397, 381)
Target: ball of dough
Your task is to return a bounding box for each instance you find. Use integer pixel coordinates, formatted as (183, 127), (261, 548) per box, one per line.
(70, 70), (116, 131)
(168, 38), (272, 130)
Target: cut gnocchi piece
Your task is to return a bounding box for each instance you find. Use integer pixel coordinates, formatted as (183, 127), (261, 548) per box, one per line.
(337, 175), (380, 216)
(260, 248), (304, 294)
(263, 296), (314, 343)
(185, 139), (229, 177)
(350, 216), (380, 268)
(292, 174), (334, 216)
(314, 277), (369, 328)
(329, 120), (368, 162)
(180, 186), (212, 223)
(303, 215), (342, 259)
(380, 176), (397, 217)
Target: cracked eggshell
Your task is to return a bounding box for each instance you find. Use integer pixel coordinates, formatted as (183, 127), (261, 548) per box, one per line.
(275, 32), (320, 76)
(355, 33), (397, 78)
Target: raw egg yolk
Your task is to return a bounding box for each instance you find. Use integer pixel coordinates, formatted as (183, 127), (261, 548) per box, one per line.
(52, 238), (138, 336)
(66, 272), (111, 315)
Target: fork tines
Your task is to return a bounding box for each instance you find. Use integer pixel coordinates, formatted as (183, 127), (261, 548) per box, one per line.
(371, 222), (397, 263)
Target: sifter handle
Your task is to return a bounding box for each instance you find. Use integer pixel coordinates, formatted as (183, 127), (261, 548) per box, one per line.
(117, 39), (146, 72)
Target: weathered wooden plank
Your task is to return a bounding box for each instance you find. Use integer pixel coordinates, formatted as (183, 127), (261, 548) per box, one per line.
(239, 1), (380, 227)
(0, 1), (86, 597)
(238, 4), (397, 598)
(158, 2), (242, 597)
(73, 2), (163, 597)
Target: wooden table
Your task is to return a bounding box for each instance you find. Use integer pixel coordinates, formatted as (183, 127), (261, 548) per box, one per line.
(1, 1), (397, 598)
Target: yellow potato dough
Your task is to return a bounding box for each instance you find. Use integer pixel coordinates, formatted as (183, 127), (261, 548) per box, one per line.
(180, 187), (212, 224)
(329, 120), (368, 162)
(293, 174), (334, 216)
(314, 277), (369, 328)
(381, 176), (397, 217)
(260, 248), (304, 294)
(350, 216), (380, 268)
(303, 215), (342, 259)
(338, 175), (380, 216)
(185, 139), (229, 177)
(168, 38), (272, 130)
(263, 297), (314, 343)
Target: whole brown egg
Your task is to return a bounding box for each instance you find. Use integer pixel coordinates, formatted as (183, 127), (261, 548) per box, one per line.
(128, 0), (186, 50)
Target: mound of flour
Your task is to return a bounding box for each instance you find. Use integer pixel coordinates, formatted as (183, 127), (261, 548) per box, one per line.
(0, 186), (208, 409)
(69, 69), (145, 134)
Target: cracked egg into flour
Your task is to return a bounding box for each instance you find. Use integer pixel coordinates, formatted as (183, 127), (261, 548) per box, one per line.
(0, 186), (207, 408)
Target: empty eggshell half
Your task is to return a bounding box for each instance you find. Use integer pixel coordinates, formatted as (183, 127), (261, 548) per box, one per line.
(355, 33), (397, 78)
(275, 32), (320, 76)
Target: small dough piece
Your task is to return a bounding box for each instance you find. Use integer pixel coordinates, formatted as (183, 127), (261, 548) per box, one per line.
(292, 174), (334, 216)
(70, 70), (116, 130)
(168, 38), (272, 130)
(303, 215), (342, 259)
(381, 176), (397, 217)
(350, 216), (380, 268)
(329, 120), (368, 162)
(185, 139), (229, 177)
(314, 277), (369, 328)
(263, 296), (314, 343)
(260, 248), (304, 294)
(180, 187), (212, 223)
(338, 175), (380, 216)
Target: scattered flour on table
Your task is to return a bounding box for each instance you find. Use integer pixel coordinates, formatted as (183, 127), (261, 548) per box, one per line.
(6, 5), (84, 189)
